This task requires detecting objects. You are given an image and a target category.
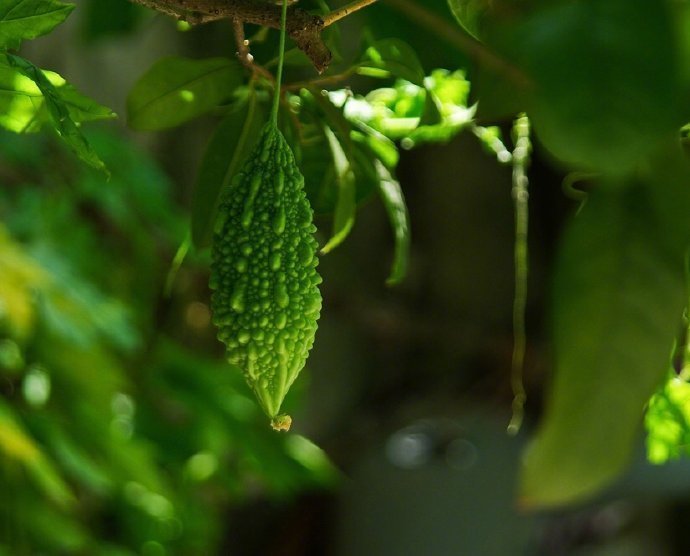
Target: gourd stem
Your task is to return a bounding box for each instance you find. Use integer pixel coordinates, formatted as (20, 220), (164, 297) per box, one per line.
(271, 0), (289, 126)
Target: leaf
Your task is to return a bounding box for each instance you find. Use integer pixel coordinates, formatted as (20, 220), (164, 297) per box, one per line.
(191, 90), (266, 249)
(645, 371), (690, 464)
(127, 56), (243, 131)
(351, 128), (398, 169)
(0, 55), (114, 133)
(82, 0), (140, 41)
(320, 126), (356, 254)
(335, 69), (473, 148)
(375, 161), (410, 285)
(520, 182), (687, 509)
(5, 53), (107, 172)
(301, 89), (379, 214)
(0, 401), (75, 508)
(0, 0), (74, 50)
(503, 0), (680, 174)
(56, 80), (116, 122)
(360, 38), (425, 86)
(447, 0), (486, 39)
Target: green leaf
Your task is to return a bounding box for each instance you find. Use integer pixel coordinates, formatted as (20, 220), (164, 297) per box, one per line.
(0, 0), (74, 50)
(320, 126), (356, 254)
(5, 53), (107, 172)
(82, 0), (140, 41)
(520, 182), (687, 509)
(504, 0), (680, 174)
(335, 69), (473, 148)
(447, 0), (486, 39)
(360, 38), (425, 86)
(191, 90), (266, 249)
(301, 89), (380, 214)
(645, 371), (690, 464)
(0, 56), (114, 133)
(352, 128), (399, 169)
(375, 161), (410, 285)
(0, 401), (75, 508)
(127, 56), (243, 131)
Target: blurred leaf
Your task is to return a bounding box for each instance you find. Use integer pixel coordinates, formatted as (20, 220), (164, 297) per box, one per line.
(31, 244), (139, 352)
(0, 499), (90, 552)
(127, 56), (243, 131)
(520, 182), (687, 509)
(281, 47), (316, 68)
(284, 434), (340, 484)
(82, 0), (140, 41)
(0, 401), (75, 507)
(44, 421), (114, 494)
(447, 0), (486, 39)
(78, 130), (182, 236)
(375, 161), (410, 285)
(502, 0), (680, 174)
(360, 38), (425, 86)
(320, 126), (356, 254)
(0, 226), (48, 340)
(192, 89), (266, 249)
(5, 53), (107, 172)
(0, 0), (74, 49)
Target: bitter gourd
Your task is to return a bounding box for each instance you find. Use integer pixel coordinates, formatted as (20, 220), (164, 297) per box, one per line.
(209, 0), (320, 431)
(210, 124), (322, 431)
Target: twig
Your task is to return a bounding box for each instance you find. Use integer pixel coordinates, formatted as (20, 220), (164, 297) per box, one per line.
(129, 0), (332, 72)
(323, 0), (380, 27)
(232, 19), (275, 82)
(382, 0), (529, 87)
(132, 0), (527, 86)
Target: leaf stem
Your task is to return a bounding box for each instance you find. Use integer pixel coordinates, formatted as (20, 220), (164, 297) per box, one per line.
(232, 19), (275, 82)
(271, 0), (290, 126)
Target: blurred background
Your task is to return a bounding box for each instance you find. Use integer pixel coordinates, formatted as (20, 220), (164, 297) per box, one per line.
(4, 0), (690, 554)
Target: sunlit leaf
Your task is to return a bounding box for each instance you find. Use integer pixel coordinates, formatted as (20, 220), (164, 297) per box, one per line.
(0, 0), (74, 49)
(645, 371), (690, 464)
(320, 126), (356, 254)
(0, 55), (114, 133)
(520, 182), (687, 509)
(334, 69), (474, 148)
(127, 56), (243, 131)
(351, 128), (398, 169)
(5, 53), (107, 171)
(375, 161), (410, 285)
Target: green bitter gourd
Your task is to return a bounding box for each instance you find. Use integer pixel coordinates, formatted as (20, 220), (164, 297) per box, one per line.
(210, 125), (322, 431)
(209, 0), (321, 431)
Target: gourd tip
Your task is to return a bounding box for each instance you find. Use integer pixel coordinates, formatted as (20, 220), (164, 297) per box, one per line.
(270, 414), (292, 432)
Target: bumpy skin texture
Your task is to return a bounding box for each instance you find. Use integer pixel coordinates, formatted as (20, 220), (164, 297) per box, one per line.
(210, 123), (322, 426)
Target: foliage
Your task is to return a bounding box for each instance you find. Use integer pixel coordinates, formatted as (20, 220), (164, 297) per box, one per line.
(3, 0), (690, 552)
